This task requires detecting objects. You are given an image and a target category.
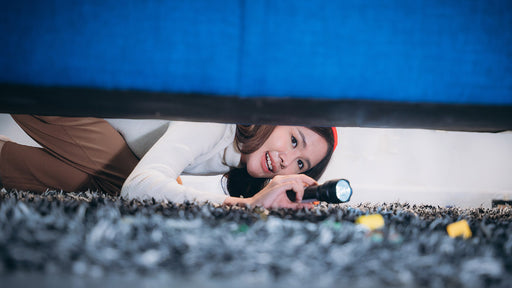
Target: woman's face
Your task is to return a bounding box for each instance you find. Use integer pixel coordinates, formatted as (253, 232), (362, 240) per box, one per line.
(242, 126), (329, 178)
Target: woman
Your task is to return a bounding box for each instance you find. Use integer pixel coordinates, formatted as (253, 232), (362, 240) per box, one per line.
(0, 115), (337, 209)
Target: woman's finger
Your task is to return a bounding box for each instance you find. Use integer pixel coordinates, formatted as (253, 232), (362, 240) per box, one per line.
(288, 181), (306, 202)
(297, 174), (318, 186)
(252, 174), (320, 208)
(277, 176), (312, 202)
(269, 174), (317, 190)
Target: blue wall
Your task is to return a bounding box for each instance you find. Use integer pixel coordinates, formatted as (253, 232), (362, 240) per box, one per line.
(1, 0), (511, 105)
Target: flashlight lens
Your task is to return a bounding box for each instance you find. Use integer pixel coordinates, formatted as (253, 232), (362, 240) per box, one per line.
(335, 180), (352, 202)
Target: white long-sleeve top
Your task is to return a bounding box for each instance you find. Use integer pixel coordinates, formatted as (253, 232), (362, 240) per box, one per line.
(106, 119), (242, 204)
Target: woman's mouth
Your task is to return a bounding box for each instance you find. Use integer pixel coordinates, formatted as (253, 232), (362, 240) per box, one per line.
(265, 152), (274, 172)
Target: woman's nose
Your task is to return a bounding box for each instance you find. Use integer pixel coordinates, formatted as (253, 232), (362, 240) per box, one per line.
(279, 150), (299, 167)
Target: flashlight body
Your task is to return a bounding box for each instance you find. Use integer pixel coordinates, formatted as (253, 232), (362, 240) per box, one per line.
(286, 179), (352, 204)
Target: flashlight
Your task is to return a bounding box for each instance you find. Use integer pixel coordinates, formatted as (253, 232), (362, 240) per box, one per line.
(286, 179), (353, 204)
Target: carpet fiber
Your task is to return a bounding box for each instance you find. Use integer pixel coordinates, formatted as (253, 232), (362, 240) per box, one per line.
(1, 189), (511, 287)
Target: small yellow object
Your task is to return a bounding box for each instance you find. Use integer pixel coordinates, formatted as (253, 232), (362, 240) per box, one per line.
(355, 214), (385, 230)
(446, 220), (472, 239)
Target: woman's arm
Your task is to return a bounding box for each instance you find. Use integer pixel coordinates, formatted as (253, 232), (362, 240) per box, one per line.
(121, 122), (233, 204)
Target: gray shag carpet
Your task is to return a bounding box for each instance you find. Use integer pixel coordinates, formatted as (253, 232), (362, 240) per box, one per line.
(1, 189), (512, 288)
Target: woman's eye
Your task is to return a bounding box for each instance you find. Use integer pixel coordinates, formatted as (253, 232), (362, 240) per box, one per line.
(291, 136), (298, 148)
(298, 160), (304, 170)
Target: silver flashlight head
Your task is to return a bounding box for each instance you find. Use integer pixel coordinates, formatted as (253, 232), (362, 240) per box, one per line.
(335, 179), (352, 203)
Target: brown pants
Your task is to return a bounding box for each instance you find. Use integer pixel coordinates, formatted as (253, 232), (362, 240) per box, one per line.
(0, 115), (139, 196)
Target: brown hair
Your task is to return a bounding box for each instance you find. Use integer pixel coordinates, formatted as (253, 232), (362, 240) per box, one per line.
(224, 125), (336, 198)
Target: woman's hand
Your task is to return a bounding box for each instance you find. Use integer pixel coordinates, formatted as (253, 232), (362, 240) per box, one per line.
(224, 174), (317, 209)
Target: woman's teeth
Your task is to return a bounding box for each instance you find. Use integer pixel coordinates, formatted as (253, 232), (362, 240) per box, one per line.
(266, 152), (273, 172)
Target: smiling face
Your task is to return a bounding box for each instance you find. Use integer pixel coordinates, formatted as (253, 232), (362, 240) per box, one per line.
(241, 126), (329, 178)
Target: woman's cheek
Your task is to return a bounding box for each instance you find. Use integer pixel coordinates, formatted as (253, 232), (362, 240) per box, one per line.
(246, 158), (261, 178)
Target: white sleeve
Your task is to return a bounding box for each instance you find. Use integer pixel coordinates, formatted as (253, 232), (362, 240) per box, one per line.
(120, 122), (230, 204)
